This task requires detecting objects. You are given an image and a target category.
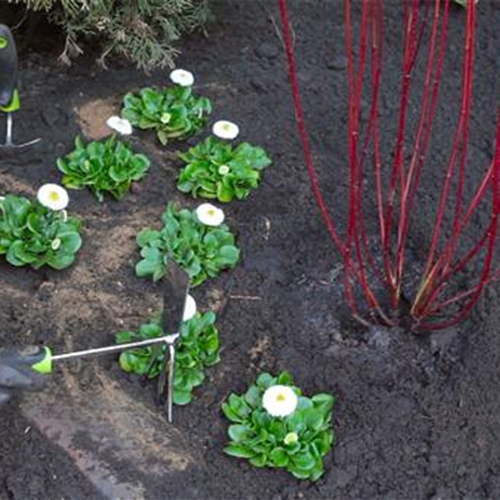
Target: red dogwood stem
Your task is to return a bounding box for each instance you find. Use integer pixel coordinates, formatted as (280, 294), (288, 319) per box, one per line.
(280, 0), (499, 330)
(417, 3), (500, 329)
(413, 0), (475, 317)
(395, 0), (445, 296)
(278, 0), (345, 255)
(280, 0), (391, 323)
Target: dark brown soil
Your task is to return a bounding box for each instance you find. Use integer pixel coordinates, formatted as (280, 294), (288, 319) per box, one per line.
(2, 1), (500, 499)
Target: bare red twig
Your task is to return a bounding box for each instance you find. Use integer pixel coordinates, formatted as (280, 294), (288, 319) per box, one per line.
(279, 0), (500, 331)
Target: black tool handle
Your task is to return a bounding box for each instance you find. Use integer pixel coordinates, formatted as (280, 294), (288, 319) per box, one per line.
(0, 24), (18, 108)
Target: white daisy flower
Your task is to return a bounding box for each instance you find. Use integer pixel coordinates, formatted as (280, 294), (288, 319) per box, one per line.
(218, 165), (230, 176)
(37, 184), (69, 211)
(106, 116), (133, 136)
(170, 69), (195, 87)
(183, 294), (197, 322)
(195, 203), (225, 227)
(212, 120), (240, 140)
(284, 432), (299, 445)
(51, 238), (62, 251)
(262, 385), (298, 418)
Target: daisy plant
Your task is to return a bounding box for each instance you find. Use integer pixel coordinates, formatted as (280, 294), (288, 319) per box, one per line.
(122, 69), (212, 146)
(136, 202), (240, 286)
(116, 302), (220, 405)
(0, 184), (82, 270)
(57, 135), (151, 202)
(223, 371), (335, 481)
(177, 133), (272, 202)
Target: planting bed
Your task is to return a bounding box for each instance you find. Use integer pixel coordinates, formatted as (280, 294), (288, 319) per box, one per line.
(2, 1), (500, 499)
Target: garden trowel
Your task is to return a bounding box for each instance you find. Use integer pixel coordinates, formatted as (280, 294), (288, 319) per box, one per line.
(0, 24), (41, 148)
(7, 261), (190, 423)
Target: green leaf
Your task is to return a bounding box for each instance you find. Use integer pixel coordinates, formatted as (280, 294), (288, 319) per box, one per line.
(173, 389), (192, 405)
(47, 253), (77, 270)
(244, 384), (261, 408)
(157, 129), (169, 145)
(137, 229), (162, 247)
(222, 402), (244, 423)
(312, 393), (335, 409)
(227, 393), (251, 420)
(59, 231), (83, 254)
(256, 373), (276, 390)
(224, 444), (256, 459)
(136, 246), (165, 278)
(116, 331), (134, 344)
(288, 463), (313, 480)
(270, 447), (289, 467)
(118, 352), (135, 373)
(228, 424), (254, 443)
(249, 454), (267, 468)
(277, 371), (294, 386)
(217, 245), (240, 264)
(216, 183), (234, 203)
(303, 408), (325, 431)
(7, 241), (33, 266)
(308, 463), (325, 482)
(292, 451), (316, 471)
(252, 409), (272, 429)
(27, 213), (43, 234)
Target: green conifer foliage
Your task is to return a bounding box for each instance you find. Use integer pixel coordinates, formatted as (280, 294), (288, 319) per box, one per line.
(8, 0), (209, 70)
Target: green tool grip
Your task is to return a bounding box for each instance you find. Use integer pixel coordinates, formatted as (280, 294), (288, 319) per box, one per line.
(0, 24), (19, 111)
(13, 346), (52, 374)
(31, 346), (53, 374)
(0, 345), (53, 375)
(0, 88), (19, 113)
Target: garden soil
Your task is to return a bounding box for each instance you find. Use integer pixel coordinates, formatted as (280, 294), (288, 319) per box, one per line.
(2, 1), (500, 499)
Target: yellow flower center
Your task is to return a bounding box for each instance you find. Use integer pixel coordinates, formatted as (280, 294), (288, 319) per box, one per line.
(276, 393), (286, 403)
(49, 192), (60, 202)
(208, 209), (215, 217)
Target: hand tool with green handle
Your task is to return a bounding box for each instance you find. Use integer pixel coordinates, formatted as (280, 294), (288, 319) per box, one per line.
(0, 24), (41, 148)
(20, 333), (182, 375)
(4, 261), (190, 422)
